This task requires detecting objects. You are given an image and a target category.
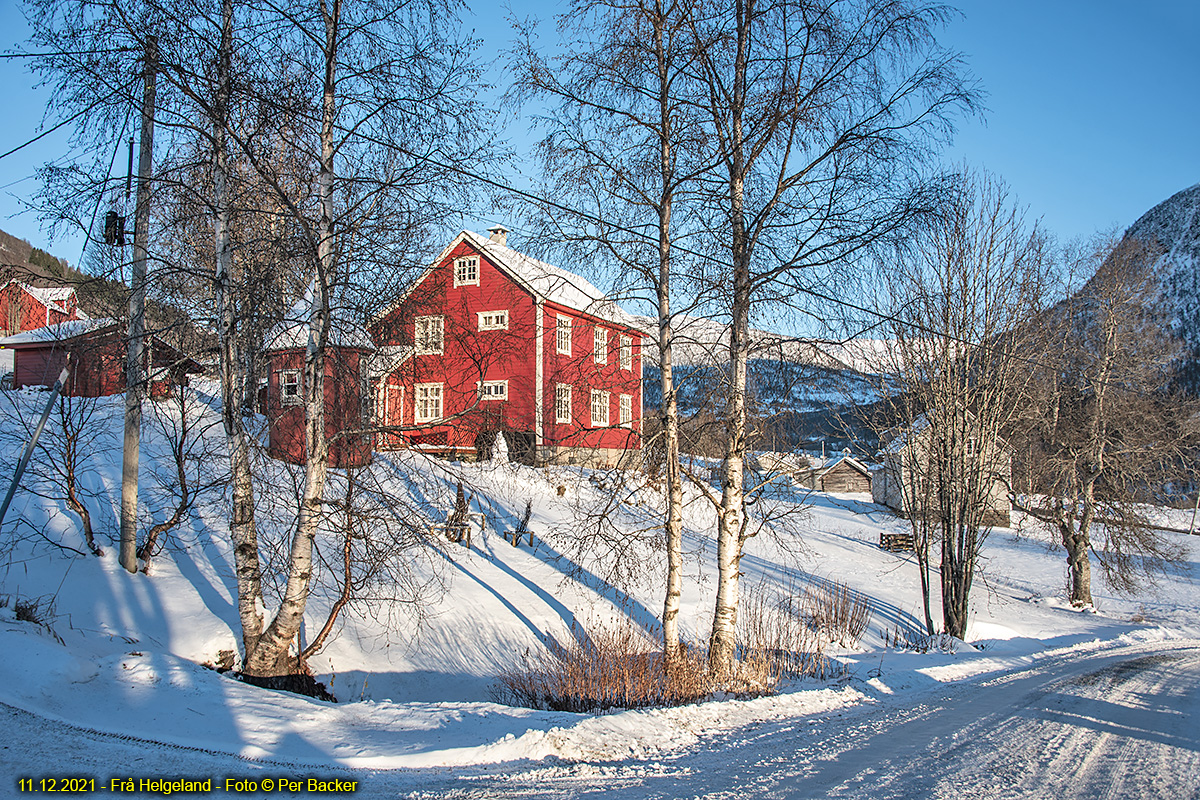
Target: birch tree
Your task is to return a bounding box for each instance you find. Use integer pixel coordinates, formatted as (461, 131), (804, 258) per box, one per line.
(512, 0), (709, 667)
(688, 0), (976, 674)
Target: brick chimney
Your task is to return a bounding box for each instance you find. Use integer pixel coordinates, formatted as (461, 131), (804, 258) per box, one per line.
(487, 224), (509, 247)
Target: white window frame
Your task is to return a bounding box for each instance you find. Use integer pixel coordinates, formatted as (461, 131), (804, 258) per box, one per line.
(415, 382), (443, 423)
(555, 383), (572, 424)
(556, 315), (572, 355)
(619, 394), (632, 428)
(478, 379), (508, 401)
(477, 310), (509, 331)
(594, 327), (608, 365)
(278, 369), (301, 406)
(415, 315), (444, 355)
(620, 335), (632, 370)
(590, 389), (610, 427)
(453, 256), (479, 287)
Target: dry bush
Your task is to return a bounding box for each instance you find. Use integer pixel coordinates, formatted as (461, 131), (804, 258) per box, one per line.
(735, 583), (844, 691)
(801, 580), (872, 647)
(493, 619), (711, 712)
(882, 624), (957, 653)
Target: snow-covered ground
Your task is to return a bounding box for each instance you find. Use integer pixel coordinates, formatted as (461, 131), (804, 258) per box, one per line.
(0, 383), (1196, 794)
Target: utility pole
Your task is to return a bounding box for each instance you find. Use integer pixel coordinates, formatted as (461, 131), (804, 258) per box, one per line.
(120, 34), (156, 574)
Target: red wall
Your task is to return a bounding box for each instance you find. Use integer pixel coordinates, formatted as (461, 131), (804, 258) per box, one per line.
(371, 240), (539, 453)
(266, 347), (374, 468)
(369, 238), (643, 458)
(11, 332), (188, 398)
(0, 284), (81, 337)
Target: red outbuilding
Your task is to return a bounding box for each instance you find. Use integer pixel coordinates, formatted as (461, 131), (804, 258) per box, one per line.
(0, 318), (198, 398)
(368, 226), (645, 467)
(0, 281), (86, 337)
(263, 293), (376, 469)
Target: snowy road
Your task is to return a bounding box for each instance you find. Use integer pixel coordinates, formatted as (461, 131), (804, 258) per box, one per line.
(2, 640), (1198, 799)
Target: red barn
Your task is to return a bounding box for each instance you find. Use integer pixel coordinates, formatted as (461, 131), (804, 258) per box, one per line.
(263, 294), (376, 469)
(0, 318), (197, 398)
(369, 227), (645, 467)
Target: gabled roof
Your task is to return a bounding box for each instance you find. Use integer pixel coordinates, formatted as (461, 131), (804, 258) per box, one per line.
(265, 285), (375, 352)
(379, 230), (642, 330)
(0, 318), (118, 346)
(815, 455), (871, 477)
(2, 281), (86, 319)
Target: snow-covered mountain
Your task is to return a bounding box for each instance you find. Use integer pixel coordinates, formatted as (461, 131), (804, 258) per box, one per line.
(1109, 182), (1200, 387)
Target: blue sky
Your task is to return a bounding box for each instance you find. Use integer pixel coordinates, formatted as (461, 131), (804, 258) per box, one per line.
(0, 0), (1196, 265)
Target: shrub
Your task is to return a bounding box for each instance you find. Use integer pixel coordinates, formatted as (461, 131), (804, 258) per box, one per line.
(801, 580), (872, 647)
(882, 624), (957, 653)
(493, 620), (711, 712)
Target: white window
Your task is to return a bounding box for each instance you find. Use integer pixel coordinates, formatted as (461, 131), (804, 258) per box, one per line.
(556, 315), (572, 355)
(415, 315), (444, 354)
(619, 394), (632, 428)
(555, 383), (572, 423)
(278, 369), (301, 405)
(453, 256), (479, 287)
(620, 335), (632, 370)
(415, 383), (443, 422)
(477, 310), (509, 330)
(590, 389), (609, 427)
(479, 379), (508, 401)
(594, 327), (608, 365)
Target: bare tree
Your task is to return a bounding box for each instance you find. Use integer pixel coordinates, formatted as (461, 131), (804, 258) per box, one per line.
(1012, 235), (1196, 607)
(873, 169), (1052, 638)
(687, 0), (976, 673)
(511, 0), (710, 667)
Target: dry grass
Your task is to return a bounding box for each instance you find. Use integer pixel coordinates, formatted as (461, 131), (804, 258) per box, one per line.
(495, 578), (868, 712)
(882, 624), (958, 653)
(492, 620), (710, 712)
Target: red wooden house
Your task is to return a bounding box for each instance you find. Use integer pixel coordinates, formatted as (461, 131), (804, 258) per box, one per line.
(368, 226), (645, 468)
(0, 281), (86, 337)
(0, 318), (198, 398)
(263, 293), (376, 469)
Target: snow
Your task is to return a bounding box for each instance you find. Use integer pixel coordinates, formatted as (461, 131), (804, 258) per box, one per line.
(0, 317), (118, 346)
(0, 383), (1197, 783)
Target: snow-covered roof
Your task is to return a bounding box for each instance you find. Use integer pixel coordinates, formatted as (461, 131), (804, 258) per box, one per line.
(0, 317), (118, 346)
(407, 230), (641, 329)
(2, 281), (84, 318)
(815, 455), (871, 476)
(264, 287), (375, 352)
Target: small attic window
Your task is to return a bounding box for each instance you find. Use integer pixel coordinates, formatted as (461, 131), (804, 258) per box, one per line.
(454, 256), (479, 287)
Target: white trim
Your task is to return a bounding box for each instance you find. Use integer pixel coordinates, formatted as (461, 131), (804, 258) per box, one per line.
(478, 379), (508, 400)
(590, 389), (610, 427)
(415, 315), (444, 355)
(620, 335), (632, 370)
(594, 327), (608, 365)
(535, 301), (544, 447)
(556, 315), (572, 355)
(453, 255), (480, 287)
(278, 369), (302, 406)
(555, 383), (572, 424)
(415, 382), (443, 422)
(477, 309), (509, 330)
(619, 394), (632, 428)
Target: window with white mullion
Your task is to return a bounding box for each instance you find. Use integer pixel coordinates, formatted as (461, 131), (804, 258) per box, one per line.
(415, 383), (443, 422)
(415, 315), (444, 354)
(453, 256), (479, 287)
(594, 327), (608, 364)
(478, 310), (509, 330)
(555, 384), (572, 423)
(479, 379), (508, 401)
(620, 335), (632, 370)
(556, 315), (572, 355)
(590, 389), (609, 427)
(278, 369), (301, 406)
(619, 394), (632, 428)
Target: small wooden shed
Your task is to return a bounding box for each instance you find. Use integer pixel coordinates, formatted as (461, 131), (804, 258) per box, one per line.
(263, 294), (375, 469)
(805, 455), (872, 493)
(0, 318), (197, 397)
